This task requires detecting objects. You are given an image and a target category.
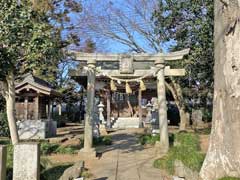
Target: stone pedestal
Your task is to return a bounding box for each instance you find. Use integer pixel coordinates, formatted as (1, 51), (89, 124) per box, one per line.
(99, 124), (108, 136)
(13, 143), (40, 180)
(192, 110), (204, 128)
(0, 145), (7, 180)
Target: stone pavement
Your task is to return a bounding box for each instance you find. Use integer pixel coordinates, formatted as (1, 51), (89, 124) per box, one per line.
(85, 129), (171, 180)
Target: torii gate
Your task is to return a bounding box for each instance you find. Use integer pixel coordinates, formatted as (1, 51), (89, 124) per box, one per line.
(71, 49), (190, 156)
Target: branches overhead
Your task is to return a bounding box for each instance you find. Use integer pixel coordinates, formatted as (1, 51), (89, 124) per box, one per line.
(75, 0), (161, 52)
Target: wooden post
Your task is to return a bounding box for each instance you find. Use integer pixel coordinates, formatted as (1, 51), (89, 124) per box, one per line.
(155, 60), (169, 153)
(34, 95), (39, 120)
(106, 90), (111, 128)
(48, 100), (52, 120)
(58, 104), (62, 116)
(138, 89), (143, 127)
(24, 97), (28, 120)
(81, 59), (96, 155)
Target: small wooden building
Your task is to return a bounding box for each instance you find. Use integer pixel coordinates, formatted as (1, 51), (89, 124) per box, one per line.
(15, 74), (60, 121)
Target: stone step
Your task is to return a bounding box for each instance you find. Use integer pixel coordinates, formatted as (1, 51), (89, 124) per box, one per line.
(112, 117), (140, 128)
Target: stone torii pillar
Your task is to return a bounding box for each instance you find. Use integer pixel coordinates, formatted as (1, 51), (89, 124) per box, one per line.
(155, 59), (169, 154)
(80, 59), (96, 156)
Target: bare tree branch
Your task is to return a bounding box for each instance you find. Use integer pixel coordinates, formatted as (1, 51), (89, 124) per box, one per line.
(75, 0), (161, 53)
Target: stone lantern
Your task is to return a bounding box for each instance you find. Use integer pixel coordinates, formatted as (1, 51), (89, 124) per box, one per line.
(98, 101), (108, 135)
(146, 101), (153, 122)
(98, 101), (105, 124)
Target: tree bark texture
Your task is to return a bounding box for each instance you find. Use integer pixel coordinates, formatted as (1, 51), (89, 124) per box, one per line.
(2, 71), (19, 145)
(200, 1), (240, 179)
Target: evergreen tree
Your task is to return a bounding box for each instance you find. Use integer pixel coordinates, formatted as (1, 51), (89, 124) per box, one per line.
(153, 0), (214, 128)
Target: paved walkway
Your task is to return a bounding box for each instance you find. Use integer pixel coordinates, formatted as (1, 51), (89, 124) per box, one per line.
(85, 129), (171, 180)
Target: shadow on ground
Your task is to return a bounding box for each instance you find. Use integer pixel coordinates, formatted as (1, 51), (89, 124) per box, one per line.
(97, 133), (145, 155)
(94, 177), (108, 180)
(40, 164), (72, 180)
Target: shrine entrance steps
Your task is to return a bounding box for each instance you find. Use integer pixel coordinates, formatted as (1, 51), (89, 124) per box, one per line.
(112, 117), (140, 129)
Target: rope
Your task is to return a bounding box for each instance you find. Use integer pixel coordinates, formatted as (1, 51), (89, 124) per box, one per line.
(98, 68), (158, 82)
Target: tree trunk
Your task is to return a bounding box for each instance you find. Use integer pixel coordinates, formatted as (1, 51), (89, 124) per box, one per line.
(200, 1), (240, 179)
(3, 71), (19, 145)
(165, 81), (189, 130)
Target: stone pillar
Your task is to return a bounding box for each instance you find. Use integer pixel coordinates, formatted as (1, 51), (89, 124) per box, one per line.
(0, 146), (7, 180)
(138, 89), (143, 127)
(13, 143), (40, 180)
(34, 95), (39, 120)
(106, 91), (111, 128)
(80, 59), (96, 156)
(24, 96), (28, 120)
(155, 60), (169, 154)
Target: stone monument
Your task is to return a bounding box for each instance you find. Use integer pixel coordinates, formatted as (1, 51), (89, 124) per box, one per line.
(13, 143), (40, 180)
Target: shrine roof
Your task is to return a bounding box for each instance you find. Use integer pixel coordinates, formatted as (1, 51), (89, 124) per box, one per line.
(15, 74), (61, 96)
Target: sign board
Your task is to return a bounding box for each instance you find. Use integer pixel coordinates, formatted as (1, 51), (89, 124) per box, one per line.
(120, 55), (134, 74)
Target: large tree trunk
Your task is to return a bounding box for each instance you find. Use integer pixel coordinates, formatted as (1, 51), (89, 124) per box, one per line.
(200, 1), (240, 179)
(2, 71), (19, 145)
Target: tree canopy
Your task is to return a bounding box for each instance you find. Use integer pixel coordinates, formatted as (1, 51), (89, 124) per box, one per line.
(153, 0), (214, 115)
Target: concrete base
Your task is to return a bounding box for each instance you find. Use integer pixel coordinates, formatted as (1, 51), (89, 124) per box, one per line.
(13, 143), (40, 180)
(0, 146), (7, 180)
(79, 148), (96, 158)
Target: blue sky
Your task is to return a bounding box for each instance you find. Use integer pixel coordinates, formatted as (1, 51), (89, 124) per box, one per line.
(65, 0), (175, 53)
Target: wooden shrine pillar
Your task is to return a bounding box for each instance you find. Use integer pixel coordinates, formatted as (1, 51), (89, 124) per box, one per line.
(24, 97), (28, 120)
(48, 100), (53, 120)
(81, 59), (96, 155)
(138, 89), (143, 127)
(106, 90), (111, 128)
(155, 60), (169, 153)
(34, 95), (39, 120)
(58, 104), (62, 116)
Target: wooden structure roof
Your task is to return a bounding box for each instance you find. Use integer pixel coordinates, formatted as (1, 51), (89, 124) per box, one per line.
(15, 74), (61, 97)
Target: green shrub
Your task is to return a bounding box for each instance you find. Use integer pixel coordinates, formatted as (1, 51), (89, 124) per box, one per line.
(40, 142), (60, 155)
(0, 112), (10, 137)
(93, 136), (112, 146)
(81, 169), (93, 178)
(154, 132), (205, 174)
(40, 142), (80, 155)
(175, 132), (200, 150)
(102, 136), (112, 145)
(138, 134), (160, 145)
(6, 145), (13, 168)
(6, 145), (13, 180)
(55, 146), (78, 154)
(0, 139), (10, 145)
(219, 178), (240, 180)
